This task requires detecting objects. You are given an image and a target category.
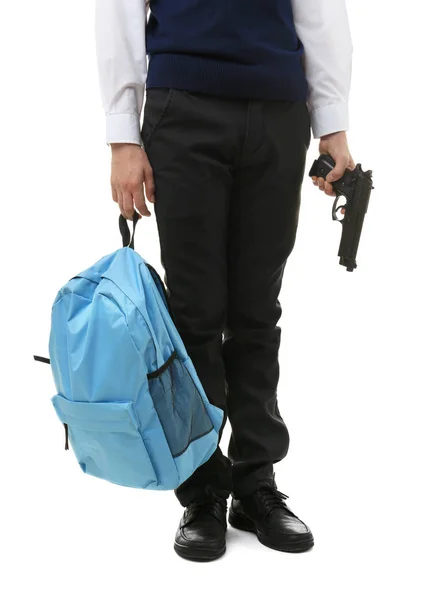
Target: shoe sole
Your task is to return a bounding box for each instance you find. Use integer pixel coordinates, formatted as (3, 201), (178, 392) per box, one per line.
(174, 541), (226, 562)
(228, 510), (314, 553)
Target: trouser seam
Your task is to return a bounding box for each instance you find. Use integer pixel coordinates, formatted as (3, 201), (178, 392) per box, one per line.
(237, 100), (251, 169)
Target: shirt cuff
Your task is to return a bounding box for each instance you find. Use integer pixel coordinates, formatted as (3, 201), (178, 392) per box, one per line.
(105, 113), (142, 146)
(309, 102), (349, 139)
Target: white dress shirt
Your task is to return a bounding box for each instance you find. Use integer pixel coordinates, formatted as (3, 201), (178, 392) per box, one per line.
(95, 0), (353, 145)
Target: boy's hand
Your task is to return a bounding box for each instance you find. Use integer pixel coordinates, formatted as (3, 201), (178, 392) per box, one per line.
(311, 131), (355, 197)
(110, 143), (155, 220)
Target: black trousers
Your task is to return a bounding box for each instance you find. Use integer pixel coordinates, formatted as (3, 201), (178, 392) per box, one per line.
(141, 87), (311, 505)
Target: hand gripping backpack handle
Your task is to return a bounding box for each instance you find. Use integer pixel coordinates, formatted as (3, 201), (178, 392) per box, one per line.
(119, 211), (140, 249)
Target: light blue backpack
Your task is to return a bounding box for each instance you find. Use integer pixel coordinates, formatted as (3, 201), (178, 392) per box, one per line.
(35, 214), (223, 490)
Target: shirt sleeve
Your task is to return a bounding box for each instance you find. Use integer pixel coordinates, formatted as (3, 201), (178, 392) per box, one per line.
(291, 0), (353, 139)
(95, 0), (148, 146)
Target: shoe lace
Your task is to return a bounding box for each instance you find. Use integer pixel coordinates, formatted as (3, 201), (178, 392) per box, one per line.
(190, 493), (227, 523)
(257, 485), (291, 515)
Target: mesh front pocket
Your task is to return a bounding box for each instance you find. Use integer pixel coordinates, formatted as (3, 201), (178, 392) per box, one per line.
(147, 352), (214, 458)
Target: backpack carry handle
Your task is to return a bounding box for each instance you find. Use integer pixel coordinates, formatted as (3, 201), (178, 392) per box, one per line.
(119, 211), (140, 249)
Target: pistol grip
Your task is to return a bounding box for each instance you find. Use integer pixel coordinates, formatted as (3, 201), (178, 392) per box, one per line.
(308, 154), (335, 180)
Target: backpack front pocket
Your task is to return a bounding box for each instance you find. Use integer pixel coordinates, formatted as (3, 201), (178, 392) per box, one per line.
(51, 395), (157, 488)
(147, 352), (214, 458)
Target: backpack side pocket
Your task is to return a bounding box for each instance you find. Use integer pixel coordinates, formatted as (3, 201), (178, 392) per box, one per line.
(147, 351), (214, 459)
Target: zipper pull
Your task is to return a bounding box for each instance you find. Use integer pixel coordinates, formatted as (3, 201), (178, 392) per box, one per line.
(64, 423), (69, 450)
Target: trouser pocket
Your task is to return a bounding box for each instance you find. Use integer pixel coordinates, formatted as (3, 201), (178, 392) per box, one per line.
(147, 351), (214, 458)
(141, 87), (174, 150)
(51, 395), (157, 488)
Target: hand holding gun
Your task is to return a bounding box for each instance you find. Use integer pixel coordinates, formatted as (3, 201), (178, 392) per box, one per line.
(309, 154), (374, 271)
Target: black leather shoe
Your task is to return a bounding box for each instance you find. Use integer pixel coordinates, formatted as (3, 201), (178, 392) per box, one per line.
(174, 493), (227, 561)
(229, 479), (314, 553)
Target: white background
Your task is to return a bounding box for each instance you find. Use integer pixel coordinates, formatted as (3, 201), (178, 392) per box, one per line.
(1, 1), (424, 599)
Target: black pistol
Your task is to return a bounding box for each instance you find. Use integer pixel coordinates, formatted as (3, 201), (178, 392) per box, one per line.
(309, 154), (374, 272)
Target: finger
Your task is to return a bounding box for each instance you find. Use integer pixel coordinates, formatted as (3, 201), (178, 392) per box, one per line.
(122, 191), (134, 220)
(326, 155), (349, 184)
(311, 175), (318, 185)
(324, 181), (336, 196)
(133, 187), (151, 217)
(111, 183), (119, 204)
(317, 176), (325, 191)
(117, 189), (124, 216)
(144, 165), (155, 204)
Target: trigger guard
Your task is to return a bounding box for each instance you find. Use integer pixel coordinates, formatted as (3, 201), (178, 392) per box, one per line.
(332, 196), (346, 222)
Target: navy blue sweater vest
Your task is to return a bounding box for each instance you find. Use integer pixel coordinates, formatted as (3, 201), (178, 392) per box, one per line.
(145, 0), (308, 101)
